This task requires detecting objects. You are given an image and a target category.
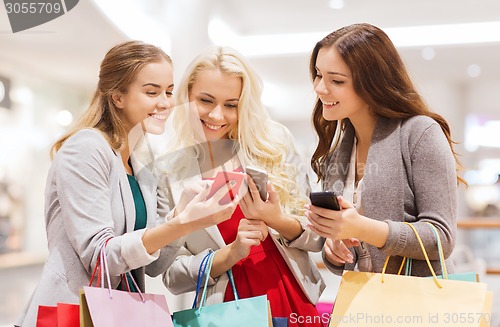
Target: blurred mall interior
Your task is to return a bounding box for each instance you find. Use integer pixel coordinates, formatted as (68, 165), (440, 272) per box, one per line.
(1, 0), (500, 326)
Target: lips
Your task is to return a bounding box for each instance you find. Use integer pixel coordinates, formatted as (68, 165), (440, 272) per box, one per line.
(149, 113), (167, 121)
(322, 100), (339, 106)
(202, 120), (225, 130)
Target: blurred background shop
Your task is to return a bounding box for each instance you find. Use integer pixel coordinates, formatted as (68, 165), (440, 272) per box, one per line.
(1, 0), (500, 325)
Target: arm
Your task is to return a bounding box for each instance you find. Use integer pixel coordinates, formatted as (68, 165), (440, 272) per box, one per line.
(380, 122), (457, 260)
(56, 130), (154, 276)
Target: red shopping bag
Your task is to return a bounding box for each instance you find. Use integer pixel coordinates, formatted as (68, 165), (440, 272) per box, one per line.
(36, 302), (80, 327)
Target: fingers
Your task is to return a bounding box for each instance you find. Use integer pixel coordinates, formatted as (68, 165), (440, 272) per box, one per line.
(324, 239), (354, 264)
(337, 196), (354, 209)
(246, 175), (263, 201)
(238, 219), (268, 241)
(210, 180), (237, 203)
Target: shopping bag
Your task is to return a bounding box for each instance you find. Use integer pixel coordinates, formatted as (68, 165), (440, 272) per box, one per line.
(272, 317), (289, 327)
(80, 244), (173, 327)
(57, 303), (80, 327)
(36, 305), (57, 327)
(36, 302), (80, 327)
(329, 223), (492, 327)
(172, 251), (271, 327)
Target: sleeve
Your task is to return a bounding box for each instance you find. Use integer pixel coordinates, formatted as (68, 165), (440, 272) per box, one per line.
(280, 149), (325, 252)
(379, 122), (457, 260)
(56, 130), (157, 277)
(321, 247), (357, 276)
(163, 242), (218, 295)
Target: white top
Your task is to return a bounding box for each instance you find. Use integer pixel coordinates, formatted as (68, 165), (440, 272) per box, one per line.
(344, 137), (363, 209)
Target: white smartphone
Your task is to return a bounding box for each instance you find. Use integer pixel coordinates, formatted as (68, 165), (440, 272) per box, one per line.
(246, 166), (268, 201)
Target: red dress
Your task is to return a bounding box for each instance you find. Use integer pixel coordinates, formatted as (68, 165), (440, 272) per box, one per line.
(217, 205), (323, 327)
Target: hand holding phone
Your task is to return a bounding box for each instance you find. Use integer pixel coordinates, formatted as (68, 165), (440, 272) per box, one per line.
(207, 171), (245, 205)
(245, 166), (268, 201)
(309, 191), (340, 210)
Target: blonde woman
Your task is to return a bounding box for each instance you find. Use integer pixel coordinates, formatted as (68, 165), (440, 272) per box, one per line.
(160, 46), (325, 326)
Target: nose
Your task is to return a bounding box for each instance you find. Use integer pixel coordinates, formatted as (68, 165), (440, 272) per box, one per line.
(158, 94), (174, 110)
(314, 78), (328, 95)
(208, 105), (223, 121)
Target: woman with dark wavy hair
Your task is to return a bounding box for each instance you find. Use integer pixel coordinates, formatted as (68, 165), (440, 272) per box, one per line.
(306, 23), (464, 277)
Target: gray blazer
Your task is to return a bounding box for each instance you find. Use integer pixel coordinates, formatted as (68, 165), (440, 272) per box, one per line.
(16, 129), (179, 327)
(322, 116), (457, 276)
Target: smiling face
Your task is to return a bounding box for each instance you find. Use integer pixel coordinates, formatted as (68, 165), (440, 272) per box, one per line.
(189, 69), (242, 141)
(313, 46), (370, 122)
(113, 58), (174, 135)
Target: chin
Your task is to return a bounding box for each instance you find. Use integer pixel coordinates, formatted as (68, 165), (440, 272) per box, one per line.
(144, 121), (166, 135)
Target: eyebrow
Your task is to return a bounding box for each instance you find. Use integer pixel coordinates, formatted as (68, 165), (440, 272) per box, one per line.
(200, 92), (239, 102)
(327, 72), (348, 77)
(315, 67), (348, 77)
(142, 83), (175, 88)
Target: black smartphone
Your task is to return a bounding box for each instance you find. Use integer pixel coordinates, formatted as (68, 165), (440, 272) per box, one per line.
(246, 166), (268, 201)
(309, 191), (340, 210)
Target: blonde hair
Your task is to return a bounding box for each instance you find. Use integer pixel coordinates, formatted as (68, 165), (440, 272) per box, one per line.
(168, 46), (307, 212)
(50, 41), (172, 157)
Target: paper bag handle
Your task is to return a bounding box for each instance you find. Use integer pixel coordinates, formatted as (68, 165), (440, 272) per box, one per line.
(197, 251), (241, 314)
(382, 222), (442, 288)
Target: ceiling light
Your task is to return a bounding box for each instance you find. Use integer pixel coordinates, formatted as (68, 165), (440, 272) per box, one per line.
(421, 47), (435, 60)
(467, 64), (481, 78)
(91, 0), (171, 52)
(208, 20), (500, 57)
(329, 0), (344, 10)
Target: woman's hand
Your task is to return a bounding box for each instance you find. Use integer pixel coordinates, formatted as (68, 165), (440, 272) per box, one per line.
(239, 175), (283, 227)
(177, 180), (239, 232)
(323, 238), (360, 266)
(240, 175), (304, 241)
(174, 180), (211, 216)
(307, 196), (390, 248)
(306, 196), (361, 240)
(228, 218), (268, 261)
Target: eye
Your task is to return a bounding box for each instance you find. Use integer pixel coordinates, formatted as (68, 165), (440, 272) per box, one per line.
(147, 91), (157, 96)
(332, 80), (344, 85)
(166, 91), (174, 97)
(225, 103), (238, 109)
(200, 98), (213, 104)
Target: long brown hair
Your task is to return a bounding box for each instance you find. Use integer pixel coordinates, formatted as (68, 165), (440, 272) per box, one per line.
(309, 23), (465, 186)
(50, 40), (172, 157)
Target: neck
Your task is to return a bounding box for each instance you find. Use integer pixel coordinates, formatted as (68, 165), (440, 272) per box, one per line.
(121, 124), (145, 174)
(350, 113), (377, 146)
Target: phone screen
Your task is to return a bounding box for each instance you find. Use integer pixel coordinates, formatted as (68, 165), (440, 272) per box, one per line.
(207, 171), (245, 205)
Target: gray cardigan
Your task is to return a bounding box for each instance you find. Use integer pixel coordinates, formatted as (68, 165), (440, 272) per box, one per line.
(322, 115), (457, 276)
(16, 129), (179, 327)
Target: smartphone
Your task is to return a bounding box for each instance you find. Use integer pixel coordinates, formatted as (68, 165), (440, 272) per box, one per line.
(246, 166), (268, 201)
(309, 191), (340, 210)
(207, 171), (245, 205)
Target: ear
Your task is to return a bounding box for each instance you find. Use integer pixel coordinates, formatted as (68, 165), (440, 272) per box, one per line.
(111, 92), (125, 109)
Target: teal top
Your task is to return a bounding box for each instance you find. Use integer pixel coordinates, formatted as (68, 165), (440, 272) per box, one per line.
(127, 174), (147, 230)
(121, 173), (147, 293)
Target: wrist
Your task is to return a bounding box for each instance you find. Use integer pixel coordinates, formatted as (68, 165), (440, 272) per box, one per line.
(226, 242), (244, 263)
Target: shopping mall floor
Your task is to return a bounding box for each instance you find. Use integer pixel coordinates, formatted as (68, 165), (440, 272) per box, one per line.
(1, 262), (499, 326)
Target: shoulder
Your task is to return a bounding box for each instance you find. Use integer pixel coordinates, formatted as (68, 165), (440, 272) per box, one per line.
(401, 115), (442, 144)
(400, 115), (439, 137)
(56, 129), (116, 163)
(400, 115), (449, 156)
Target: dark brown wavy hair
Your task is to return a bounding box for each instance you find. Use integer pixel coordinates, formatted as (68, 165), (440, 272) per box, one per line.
(50, 41), (172, 157)
(309, 23), (465, 186)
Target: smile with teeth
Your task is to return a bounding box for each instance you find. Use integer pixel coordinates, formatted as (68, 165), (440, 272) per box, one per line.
(202, 120), (225, 130)
(149, 113), (167, 121)
(322, 100), (339, 106)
